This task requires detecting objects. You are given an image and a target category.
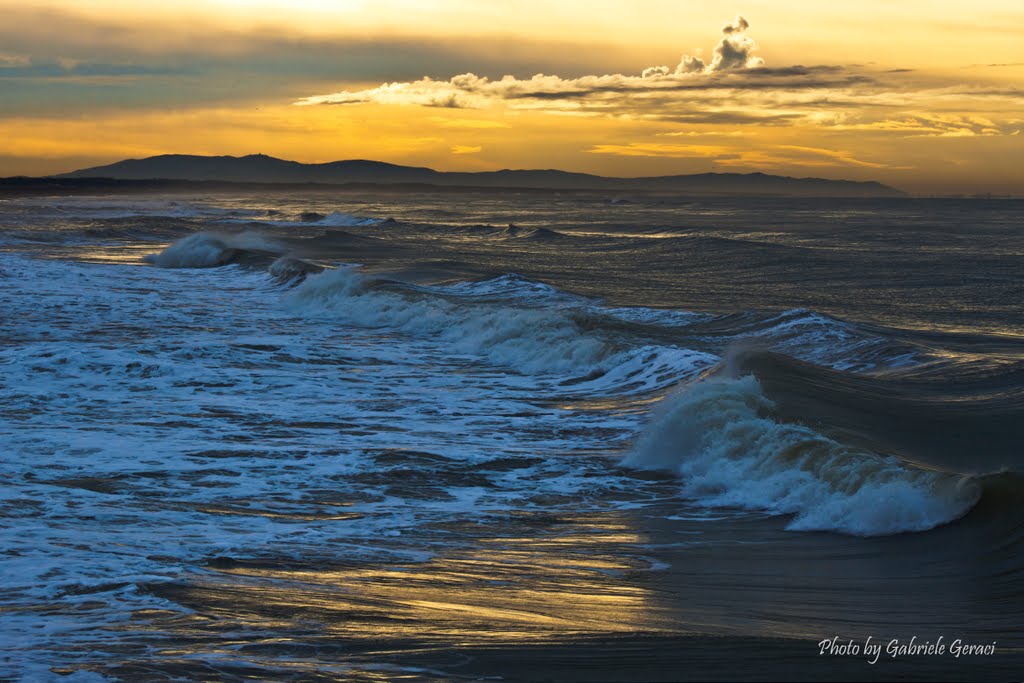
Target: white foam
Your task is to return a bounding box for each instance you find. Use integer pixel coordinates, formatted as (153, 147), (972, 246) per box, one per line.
(623, 374), (980, 536)
(289, 268), (597, 372)
(143, 231), (282, 268)
(0, 251), (674, 674)
(286, 266), (714, 384)
(604, 306), (713, 327)
(318, 210), (380, 227)
(429, 273), (591, 307)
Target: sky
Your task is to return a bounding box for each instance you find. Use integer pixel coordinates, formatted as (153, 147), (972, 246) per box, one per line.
(1, 0), (1022, 194)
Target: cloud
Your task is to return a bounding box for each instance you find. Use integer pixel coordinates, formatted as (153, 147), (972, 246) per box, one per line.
(298, 18), (1024, 136)
(451, 145), (483, 154)
(640, 15), (762, 76)
(589, 142), (896, 170)
(709, 16), (764, 71)
(641, 65), (671, 79)
(770, 145), (892, 168)
(296, 65), (863, 128)
(589, 143), (733, 158)
(825, 114), (1020, 137)
(297, 16), (778, 117)
(284, 11), (1021, 153)
(964, 62), (1024, 69)
(721, 16), (749, 35)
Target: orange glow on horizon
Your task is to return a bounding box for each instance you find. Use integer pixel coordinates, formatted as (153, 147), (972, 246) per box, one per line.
(1, 1), (1022, 193)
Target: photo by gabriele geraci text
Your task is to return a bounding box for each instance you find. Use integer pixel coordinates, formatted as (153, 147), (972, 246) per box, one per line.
(818, 636), (997, 665)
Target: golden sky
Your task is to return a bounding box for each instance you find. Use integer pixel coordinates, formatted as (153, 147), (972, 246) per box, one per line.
(1, 0), (1023, 193)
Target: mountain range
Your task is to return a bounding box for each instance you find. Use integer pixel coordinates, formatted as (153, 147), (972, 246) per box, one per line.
(54, 154), (904, 197)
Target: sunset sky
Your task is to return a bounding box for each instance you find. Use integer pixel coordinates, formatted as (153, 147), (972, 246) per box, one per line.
(1, 1), (1022, 194)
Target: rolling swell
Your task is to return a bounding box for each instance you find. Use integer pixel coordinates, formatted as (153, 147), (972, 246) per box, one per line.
(962, 472), (1024, 542)
(729, 350), (1024, 472)
(624, 373), (983, 536)
(458, 224), (565, 240)
(494, 224), (564, 240)
(413, 276), (917, 373)
(625, 341), (1024, 536)
(676, 308), (919, 371)
(428, 223), (567, 241)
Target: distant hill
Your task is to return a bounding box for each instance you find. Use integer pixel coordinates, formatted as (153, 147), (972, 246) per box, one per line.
(55, 154), (904, 197)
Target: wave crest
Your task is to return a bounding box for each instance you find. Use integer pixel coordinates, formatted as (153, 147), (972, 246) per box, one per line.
(287, 267), (612, 374)
(286, 267), (713, 383)
(144, 232), (282, 268)
(623, 374), (981, 536)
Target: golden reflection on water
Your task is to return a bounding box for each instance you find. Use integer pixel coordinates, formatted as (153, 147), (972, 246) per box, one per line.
(36, 244), (164, 264)
(156, 514), (667, 647)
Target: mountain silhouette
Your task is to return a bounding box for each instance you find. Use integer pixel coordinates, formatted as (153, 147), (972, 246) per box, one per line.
(55, 153), (904, 196)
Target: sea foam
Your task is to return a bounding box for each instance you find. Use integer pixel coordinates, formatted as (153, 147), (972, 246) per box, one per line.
(286, 266), (713, 384)
(144, 231), (282, 268)
(623, 374), (981, 536)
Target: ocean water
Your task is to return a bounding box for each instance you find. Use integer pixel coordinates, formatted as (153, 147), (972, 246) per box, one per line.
(1, 191), (1022, 680)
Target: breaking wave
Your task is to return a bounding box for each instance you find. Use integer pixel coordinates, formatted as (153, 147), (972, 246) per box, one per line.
(286, 266), (713, 385)
(144, 232), (284, 268)
(623, 374), (982, 536)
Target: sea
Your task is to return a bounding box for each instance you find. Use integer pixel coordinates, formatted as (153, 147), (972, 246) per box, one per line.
(1, 190), (1022, 681)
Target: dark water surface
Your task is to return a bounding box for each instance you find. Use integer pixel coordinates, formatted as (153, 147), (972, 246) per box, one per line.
(1, 191), (1021, 681)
